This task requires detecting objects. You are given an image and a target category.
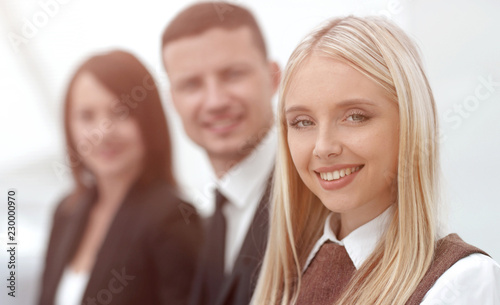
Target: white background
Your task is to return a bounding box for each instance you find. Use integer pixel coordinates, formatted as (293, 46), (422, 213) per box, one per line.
(0, 0), (499, 304)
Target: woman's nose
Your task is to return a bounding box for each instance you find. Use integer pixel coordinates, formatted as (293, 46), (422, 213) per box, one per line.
(313, 127), (343, 159)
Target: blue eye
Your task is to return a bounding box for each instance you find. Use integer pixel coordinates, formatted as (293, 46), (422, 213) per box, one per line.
(297, 120), (314, 127)
(289, 118), (314, 129)
(346, 113), (366, 122)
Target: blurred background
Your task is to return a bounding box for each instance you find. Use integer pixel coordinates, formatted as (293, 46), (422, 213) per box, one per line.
(0, 0), (499, 304)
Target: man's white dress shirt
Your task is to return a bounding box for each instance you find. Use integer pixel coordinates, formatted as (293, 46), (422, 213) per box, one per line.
(214, 128), (276, 274)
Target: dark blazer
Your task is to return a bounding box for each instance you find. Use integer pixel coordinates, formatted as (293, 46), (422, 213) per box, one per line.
(188, 176), (272, 305)
(38, 181), (202, 305)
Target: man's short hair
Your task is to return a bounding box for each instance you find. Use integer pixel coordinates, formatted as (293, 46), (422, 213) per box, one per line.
(161, 1), (268, 58)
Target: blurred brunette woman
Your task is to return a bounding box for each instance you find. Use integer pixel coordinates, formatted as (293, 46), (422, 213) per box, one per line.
(39, 50), (201, 305)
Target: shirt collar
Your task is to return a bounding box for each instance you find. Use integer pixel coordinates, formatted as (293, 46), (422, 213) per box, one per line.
(304, 205), (395, 271)
(216, 128), (276, 210)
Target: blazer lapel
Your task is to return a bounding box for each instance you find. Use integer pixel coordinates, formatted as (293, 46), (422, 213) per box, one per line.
(45, 188), (96, 304)
(81, 184), (142, 298)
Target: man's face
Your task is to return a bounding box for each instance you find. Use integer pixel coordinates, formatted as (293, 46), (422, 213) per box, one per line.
(163, 26), (278, 171)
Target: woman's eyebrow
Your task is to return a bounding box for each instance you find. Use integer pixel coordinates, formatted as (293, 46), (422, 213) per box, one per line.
(285, 98), (378, 114)
(335, 98), (378, 108)
(284, 105), (310, 114)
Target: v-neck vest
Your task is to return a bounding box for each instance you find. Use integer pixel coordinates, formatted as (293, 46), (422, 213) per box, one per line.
(296, 234), (487, 305)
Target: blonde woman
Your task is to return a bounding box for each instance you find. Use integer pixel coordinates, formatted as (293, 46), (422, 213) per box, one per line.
(252, 16), (500, 305)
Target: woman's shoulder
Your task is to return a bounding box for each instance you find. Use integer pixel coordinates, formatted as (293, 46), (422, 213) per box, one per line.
(420, 234), (500, 304)
(422, 253), (500, 304)
(435, 233), (487, 255)
(52, 188), (95, 221)
(130, 183), (203, 251)
(129, 181), (201, 228)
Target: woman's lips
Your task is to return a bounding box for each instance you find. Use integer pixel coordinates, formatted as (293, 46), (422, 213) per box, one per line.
(315, 165), (364, 191)
(317, 165), (363, 181)
(95, 146), (122, 159)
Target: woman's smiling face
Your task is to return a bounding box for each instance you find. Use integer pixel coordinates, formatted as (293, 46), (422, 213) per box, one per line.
(284, 55), (400, 234)
(69, 72), (145, 181)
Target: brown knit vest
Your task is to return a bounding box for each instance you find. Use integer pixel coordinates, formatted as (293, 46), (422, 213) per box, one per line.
(295, 234), (488, 305)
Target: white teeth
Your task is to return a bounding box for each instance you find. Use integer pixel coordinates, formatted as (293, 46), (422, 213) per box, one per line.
(319, 166), (362, 181)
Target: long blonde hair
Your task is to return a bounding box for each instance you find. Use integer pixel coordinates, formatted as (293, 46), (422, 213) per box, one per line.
(252, 16), (440, 305)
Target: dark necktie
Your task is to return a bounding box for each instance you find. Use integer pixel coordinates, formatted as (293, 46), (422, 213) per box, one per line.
(296, 241), (356, 305)
(206, 189), (227, 305)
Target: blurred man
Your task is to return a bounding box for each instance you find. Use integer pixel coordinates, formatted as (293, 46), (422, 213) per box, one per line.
(161, 2), (280, 305)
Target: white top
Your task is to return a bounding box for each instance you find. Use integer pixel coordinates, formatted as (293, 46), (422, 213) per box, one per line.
(214, 128), (276, 274)
(55, 267), (90, 305)
(304, 206), (500, 304)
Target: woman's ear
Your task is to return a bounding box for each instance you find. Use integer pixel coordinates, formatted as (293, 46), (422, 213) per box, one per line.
(268, 61), (281, 94)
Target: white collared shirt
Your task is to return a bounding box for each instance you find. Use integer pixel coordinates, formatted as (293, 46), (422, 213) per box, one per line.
(215, 128), (276, 273)
(304, 206), (500, 304)
(55, 267), (90, 305)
